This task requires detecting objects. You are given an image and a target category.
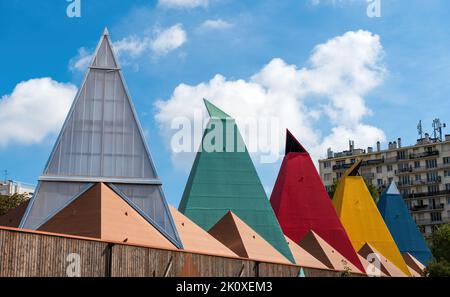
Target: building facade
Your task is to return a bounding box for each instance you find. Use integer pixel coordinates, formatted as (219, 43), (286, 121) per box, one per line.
(319, 135), (450, 237)
(0, 180), (35, 197)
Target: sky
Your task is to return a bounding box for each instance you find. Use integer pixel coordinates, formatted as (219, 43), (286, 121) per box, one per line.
(1, 0), (450, 206)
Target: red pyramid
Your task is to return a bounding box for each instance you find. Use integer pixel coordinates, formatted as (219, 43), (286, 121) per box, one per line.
(270, 130), (365, 273)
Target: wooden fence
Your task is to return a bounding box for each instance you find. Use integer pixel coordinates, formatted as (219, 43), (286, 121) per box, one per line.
(0, 227), (345, 277)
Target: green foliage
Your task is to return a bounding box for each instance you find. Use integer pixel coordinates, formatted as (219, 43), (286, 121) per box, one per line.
(425, 223), (450, 277)
(327, 178), (379, 202)
(0, 193), (29, 216)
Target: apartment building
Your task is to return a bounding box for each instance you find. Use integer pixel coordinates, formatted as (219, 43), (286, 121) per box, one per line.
(319, 134), (450, 237)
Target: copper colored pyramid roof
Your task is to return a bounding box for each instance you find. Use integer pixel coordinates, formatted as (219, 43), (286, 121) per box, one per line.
(285, 236), (328, 270)
(298, 230), (364, 274)
(402, 252), (425, 277)
(169, 205), (238, 258)
(39, 183), (176, 250)
(358, 243), (407, 277)
(208, 212), (291, 264)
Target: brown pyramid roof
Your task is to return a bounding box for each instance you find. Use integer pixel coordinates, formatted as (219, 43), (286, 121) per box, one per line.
(169, 205), (238, 258)
(298, 230), (364, 274)
(358, 243), (407, 277)
(285, 236), (328, 270)
(208, 212), (291, 264)
(402, 252), (425, 277)
(39, 183), (176, 250)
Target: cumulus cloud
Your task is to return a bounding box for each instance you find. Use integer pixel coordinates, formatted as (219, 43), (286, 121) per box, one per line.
(151, 24), (187, 56)
(159, 0), (209, 9)
(199, 19), (233, 31)
(69, 24), (187, 72)
(155, 30), (386, 169)
(0, 78), (76, 147)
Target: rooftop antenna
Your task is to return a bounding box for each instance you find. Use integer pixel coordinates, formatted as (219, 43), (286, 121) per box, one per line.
(417, 120), (423, 139)
(432, 118), (446, 141)
(2, 170), (8, 183)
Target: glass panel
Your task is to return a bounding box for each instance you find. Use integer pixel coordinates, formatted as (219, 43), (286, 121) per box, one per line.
(112, 183), (178, 242)
(22, 182), (91, 230)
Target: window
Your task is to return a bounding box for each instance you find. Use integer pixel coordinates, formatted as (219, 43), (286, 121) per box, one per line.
(387, 165), (393, 172)
(376, 166), (382, 174)
(414, 161), (421, 168)
(397, 150), (407, 160)
(426, 159), (438, 169)
(427, 171), (439, 182)
(415, 174), (422, 181)
(336, 172), (343, 179)
(446, 184), (450, 191)
(388, 177), (393, 183)
(336, 160), (345, 166)
(431, 212), (442, 222)
(350, 159), (356, 164)
(323, 161), (331, 169)
(377, 179), (383, 186)
(444, 157), (450, 164)
(428, 185), (439, 193)
(324, 173), (332, 181)
(445, 170), (450, 177)
(400, 175), (410, 185)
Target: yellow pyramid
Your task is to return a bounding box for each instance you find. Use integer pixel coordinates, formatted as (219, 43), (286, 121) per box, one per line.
(332, 159), (411, 276)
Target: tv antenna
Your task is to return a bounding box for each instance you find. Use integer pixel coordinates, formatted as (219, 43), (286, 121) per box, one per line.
(432, 118), (446, 141)
(417, 120), (423, 139)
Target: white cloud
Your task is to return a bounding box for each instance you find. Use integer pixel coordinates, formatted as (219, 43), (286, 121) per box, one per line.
(151, 24), (187, 56)
(159, 0), (209, 9)
(0, 78), (76, 147)
(70, 24), (187, 72)
(69, 47), (92, 72)
(155, 30), (386, 169)
(200, 19), (233, 30)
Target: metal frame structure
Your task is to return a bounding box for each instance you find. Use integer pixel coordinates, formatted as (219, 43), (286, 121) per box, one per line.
(19, 28), (182, 249)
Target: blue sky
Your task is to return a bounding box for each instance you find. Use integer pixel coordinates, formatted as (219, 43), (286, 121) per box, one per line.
(1, 0), (450, 206)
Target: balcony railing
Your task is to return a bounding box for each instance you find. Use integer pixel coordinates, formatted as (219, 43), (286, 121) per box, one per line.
(398, 177), (442, 187)
(406, 189), (450, 199)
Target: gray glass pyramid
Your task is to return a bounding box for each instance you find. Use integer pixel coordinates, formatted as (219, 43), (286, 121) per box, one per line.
(19, 28), (182, 248)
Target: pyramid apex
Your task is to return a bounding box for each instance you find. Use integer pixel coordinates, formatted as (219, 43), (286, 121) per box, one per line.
(203, 98), (231, 119)
(385, 181), (400, 195)
(103, 27), (110, 36)
(344, 158), (363, 177)
(285, 129), (307, 155)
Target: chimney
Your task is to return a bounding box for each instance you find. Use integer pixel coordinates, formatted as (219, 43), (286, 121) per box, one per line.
(349, 140), (354, 152)
(367, 147), (373, 153)
(377, 141), (381, 152)
(398, 138), (402, 148)
(327, 148), (333, 159)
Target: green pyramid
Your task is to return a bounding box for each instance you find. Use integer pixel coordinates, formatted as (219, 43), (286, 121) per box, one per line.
(179, 99), (294, 263)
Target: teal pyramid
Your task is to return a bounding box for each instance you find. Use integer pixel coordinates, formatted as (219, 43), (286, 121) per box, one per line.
(179, 99), (294, 263)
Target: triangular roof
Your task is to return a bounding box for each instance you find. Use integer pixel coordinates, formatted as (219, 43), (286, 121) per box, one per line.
(285, 236), (329, 270)
(39, 183), (177, 250)
(358, 243), (407, 277)
(298, 230), (363, 274)
(402, 252), (425, 276)
(169, 205), (238, 258)
(203, 98), (231, 119)
(332, 162), (411, 276)
(179, 100), (294, 263)
(270, 130), (364, 272)
(19, 29), (182, 248)
(208, 212), (291, 264)
(377, 181), (432, 265)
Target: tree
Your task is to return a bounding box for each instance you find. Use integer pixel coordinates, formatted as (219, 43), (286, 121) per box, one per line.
(327, 178), (379, 202)
(425, 223), (450, 277)
(0, 193), (29, 216)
